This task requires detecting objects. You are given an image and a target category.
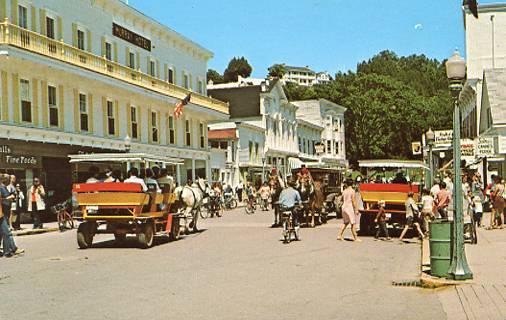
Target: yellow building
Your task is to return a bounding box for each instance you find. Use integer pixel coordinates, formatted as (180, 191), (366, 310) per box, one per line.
(0, 0), (228, 202)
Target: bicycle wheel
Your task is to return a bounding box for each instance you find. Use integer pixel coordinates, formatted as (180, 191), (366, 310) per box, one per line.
(229, 199), (238, 209)
(64, 214), (74, 230)
(57, 212), (65, 231)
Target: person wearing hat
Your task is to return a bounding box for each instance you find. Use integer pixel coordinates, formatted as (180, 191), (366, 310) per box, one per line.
(374, 200), (390, 240)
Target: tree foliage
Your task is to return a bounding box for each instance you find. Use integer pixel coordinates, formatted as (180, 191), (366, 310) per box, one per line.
(223, 57), (253, 82)
(207, 69), (224, 84)
(284, 50), (453, 166)
(268, 64), (288, 78)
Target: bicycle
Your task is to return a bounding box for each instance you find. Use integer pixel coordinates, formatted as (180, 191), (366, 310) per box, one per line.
(244, 197), (257, 215)
(51, 200), (74, 232)
(280, 207), (300, 243)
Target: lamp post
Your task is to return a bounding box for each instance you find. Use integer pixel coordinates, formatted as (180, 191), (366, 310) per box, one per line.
(445, 50), (473, 280)
(124, 134), (132, 172)
(426, 128), (435, 189)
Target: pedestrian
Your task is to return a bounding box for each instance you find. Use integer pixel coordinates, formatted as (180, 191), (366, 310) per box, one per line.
(374, 200), (390, 240)
(11, 183), (24, 231)
(28, 177), (46, 229)
(236, 181), (244, 202)
(86, 166), (100, 183)
(435, 181), (451, 219)
(420, 188), (434, 235)
(0, 189), (24, 258)
(337, 179), (361, 242)
(430, 179), (441, 198)
(258, 182), (271, 211)
(7, 175), (16, 229)
(399, 192), (425, 241)
(490, 176), (504, 229)
(270, 179), (282, 227)
(0, 175), (15, 230)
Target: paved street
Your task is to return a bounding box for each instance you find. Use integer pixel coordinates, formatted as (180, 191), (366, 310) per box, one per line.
(1, 208), (446, 320)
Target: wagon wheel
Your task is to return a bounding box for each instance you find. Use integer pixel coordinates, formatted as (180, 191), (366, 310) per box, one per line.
(77, 222), (96, 249)
(137, 222), (155, 249)
(170, 218), (181, 241)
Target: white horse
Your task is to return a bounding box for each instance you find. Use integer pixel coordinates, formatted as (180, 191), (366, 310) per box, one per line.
(174, 178), (209, 233)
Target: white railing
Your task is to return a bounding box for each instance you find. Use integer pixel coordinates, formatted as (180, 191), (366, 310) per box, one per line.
(0, 20), (229, 115)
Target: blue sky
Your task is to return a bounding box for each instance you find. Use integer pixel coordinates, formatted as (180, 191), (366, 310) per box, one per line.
(127, 0), (496, 77)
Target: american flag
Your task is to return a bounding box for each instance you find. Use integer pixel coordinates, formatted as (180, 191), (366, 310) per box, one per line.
(174, 93), (191, 118)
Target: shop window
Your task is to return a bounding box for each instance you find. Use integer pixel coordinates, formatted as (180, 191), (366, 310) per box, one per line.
(77, 30), (85, 51)
(48, 85), (58, 127)
(130, 106), (138, 139)
(185, 119), (191, 146)
(20, 79), (31, 123)
(151, 112), (158, 143)
(199, 123), (205, 148)
(107, 100), (115, 135)
(105, 42), (112, 61)
(79, 93), (88, 132)
(168, 115), (175, 144)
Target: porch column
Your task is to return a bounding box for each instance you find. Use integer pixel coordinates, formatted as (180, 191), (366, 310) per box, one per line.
(176, 164), (181, 186)
(191, 158), (196, 181)
(206, 156), (211, 181)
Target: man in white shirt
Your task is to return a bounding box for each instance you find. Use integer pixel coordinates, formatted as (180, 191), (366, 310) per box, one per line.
(124, 167), (148, 192)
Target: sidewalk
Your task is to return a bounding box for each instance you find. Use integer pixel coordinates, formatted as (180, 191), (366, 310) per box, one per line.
(421, 212), (506, 319)
(12, 222), (59, 236)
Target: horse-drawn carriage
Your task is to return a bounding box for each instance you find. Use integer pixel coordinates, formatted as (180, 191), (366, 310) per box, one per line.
(69, 153), (183, 249)
(291, 167), (345, 226)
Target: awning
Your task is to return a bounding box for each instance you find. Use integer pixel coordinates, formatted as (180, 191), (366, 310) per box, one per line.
(69, 153), (184, 165)
(358, 159), (429, 170)
(288, 157), (305, 170)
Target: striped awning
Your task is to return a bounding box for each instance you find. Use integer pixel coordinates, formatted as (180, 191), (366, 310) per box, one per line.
(288, 157), (305, 170)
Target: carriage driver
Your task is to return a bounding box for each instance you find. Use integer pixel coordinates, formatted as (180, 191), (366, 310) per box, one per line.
(278, 178), (303, 226)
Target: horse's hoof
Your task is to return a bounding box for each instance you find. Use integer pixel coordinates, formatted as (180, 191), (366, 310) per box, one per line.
(189, 222), (194, 229)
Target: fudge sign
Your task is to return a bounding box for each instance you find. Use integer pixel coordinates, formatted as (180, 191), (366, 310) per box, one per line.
(113, 23), (151, 52)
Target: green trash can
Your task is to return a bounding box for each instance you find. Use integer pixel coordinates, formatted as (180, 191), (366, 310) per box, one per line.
(429, 220), (453, 278)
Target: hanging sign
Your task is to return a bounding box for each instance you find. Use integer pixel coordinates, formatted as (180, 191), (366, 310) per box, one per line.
(434, 130), (453, 148)
(411, 142), (422, 155)
(460, 139), (476, 164)
(475, 137), (495, 157)
(497, 136), (506, 154)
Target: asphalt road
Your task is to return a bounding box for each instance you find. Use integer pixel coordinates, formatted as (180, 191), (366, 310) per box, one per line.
(1, 208), (446, 320)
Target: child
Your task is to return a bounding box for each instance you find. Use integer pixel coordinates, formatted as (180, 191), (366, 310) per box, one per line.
(374, 200), (390, 240)
(471, 192), (483, 228)
(420, 188), (434, 236)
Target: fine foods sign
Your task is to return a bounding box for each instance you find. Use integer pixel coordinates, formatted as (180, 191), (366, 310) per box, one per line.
(113, 23), (151, 52)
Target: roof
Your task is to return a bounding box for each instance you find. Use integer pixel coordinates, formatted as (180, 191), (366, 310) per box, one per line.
(284, 65), (315, 73)
(483, 69), (506, 126)
(208, 128), (237, 140)
(297, 118), (324, 130)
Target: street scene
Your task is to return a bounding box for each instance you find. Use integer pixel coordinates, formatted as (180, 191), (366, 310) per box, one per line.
(1, 0), (506, 319)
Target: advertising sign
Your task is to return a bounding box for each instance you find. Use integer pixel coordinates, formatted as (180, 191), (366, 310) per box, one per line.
(460, 139), (476, 164)
(434, 130), (453, 148)
(411, 142), (422, 155)
(498, 136), (506, 154)
(476, 137), (495, 157)
(113, 23), (151, 51)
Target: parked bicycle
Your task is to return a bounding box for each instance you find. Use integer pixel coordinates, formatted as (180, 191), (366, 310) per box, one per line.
(51, 199), (74, 231)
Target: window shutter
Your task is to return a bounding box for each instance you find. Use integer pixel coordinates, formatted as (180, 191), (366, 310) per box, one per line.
(72, 23), (77, 47)
(164, 63), (168, 81)
(73, 88), (79, 132)
(12, 73), (19, 123)
(32, 79), (38, 126)
(1, 71), (7, 121)
(10, 0), (17, 25)
(101, 36), (106, 57)
(147, 107), (152, 143)
(88, 93), (93, 133)
(126, 103), (132, 138)
(57, 16), (62, 40)
(113, 42), (118, 62)
(173, 66), (177, 85)
(0, 0), (6, 20)
(30, 5), (36, 32)
(101, 96), (107, 135)
(114, 100), (119, 137)
(58, 84), (64, 130)
(156, 111), (160, 143)
(136, 51), (140, 70)
(39, 9), (46, 35)
(189, 74), (193, 90)
(146, 56), (150, 74)
(137, 106), (142, 140)
(86, 29), (92, 52)
(156, 60), (160, 78)
(125, 47), (130, 65)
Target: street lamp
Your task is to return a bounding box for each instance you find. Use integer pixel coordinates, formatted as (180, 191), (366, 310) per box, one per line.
(426, 128), (435, 188)
(445, 50), (473, 280)
(124, 134), (131, 153)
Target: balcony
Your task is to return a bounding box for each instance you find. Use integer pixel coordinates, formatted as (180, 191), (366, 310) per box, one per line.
(0, 21), (229, 115)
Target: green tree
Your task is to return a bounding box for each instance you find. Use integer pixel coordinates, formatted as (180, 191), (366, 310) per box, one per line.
(207, 69), (224, 84)
(267, 64), (287, 78)
(223, 57), (253, 82)
(283, 82), (317, 101)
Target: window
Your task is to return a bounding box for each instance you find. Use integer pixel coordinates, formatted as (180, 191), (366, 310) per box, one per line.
(255, 142), (259, 162)
(298, 136), (302, 153)
(249, 141), (253, 162)
(199, 123), (205, 148)
(198, 80), (203, 94)
(20, 79), (31, 122)
(46, 17), (55, 39)
(79, 93), (88, 131)
(48, 86), (58, 127)
(18, 5), (28, 29)
(168, 115), (175, 144)
(130, 106), (138, 139)
(105, 42), (112, 61)
(231, 141), (236, 162)
(185, 120), (191, 146)
(183, 73), (189, 89)
(149, 60), (156, 77)
(151, 112), (158, 142)
(77, 30), (85, 50)
(168, 68), (174, 84)
(335, 142), (339, 155)
(327, 140), (331, 154)
(129, 52), (135, 69)
(107, 100), (115, 135)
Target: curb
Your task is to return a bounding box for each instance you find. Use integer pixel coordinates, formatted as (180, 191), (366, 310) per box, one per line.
(13, 228), (59, 237)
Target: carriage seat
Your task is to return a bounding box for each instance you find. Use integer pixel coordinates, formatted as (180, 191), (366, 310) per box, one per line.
(72, 182), (143, 193)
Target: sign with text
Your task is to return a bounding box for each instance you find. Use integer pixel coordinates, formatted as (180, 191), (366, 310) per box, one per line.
(434, 130), (453, 148)
(476, 137), (495, 157)
(498, 136), (506, 154)
(0, 154), (41, 169)
(0, 145), (12, 154)
(113, 23), (151, 52)
(411, 142), (422, 155)
(460, 139), (476, 164)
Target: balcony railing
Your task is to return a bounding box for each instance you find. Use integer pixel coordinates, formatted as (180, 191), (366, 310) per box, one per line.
(0, 20), (229, 115)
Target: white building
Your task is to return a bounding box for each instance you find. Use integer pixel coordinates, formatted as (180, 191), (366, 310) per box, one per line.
(282, 65), (317, 86)
(292, 99), (348, 169)
(0, 0), (228, 200)
(315, 72), (331, 85)
(208, 77), (298, 185)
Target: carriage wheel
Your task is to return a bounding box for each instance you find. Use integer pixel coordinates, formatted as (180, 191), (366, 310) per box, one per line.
(170, 218), (181, 241)
(77, 222), (95, 249)
(137, 222), (154, 249)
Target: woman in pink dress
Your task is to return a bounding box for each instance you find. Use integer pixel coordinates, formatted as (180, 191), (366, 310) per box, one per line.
(337, 180), (361, 242)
